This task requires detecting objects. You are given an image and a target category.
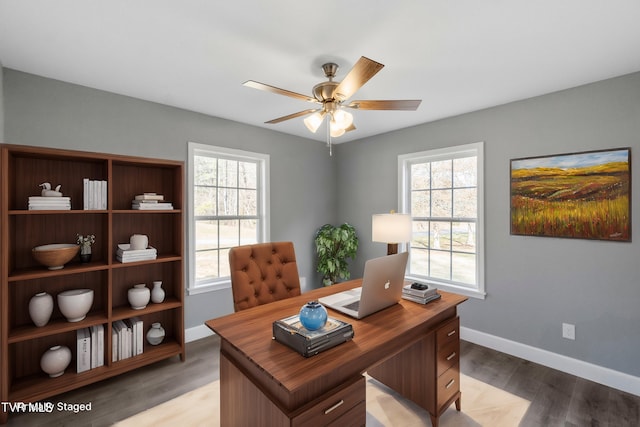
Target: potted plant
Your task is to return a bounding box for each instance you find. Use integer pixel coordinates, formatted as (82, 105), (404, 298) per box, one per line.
(314, 223), (358, 286)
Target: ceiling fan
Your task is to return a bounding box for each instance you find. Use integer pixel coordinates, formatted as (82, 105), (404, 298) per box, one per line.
(243, 56), (422, 154)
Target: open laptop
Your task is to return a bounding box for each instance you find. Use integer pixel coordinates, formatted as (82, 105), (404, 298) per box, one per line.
(318, 251), (408, 319)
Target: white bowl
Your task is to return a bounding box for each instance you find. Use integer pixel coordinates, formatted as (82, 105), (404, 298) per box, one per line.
(57, 289), (94, 322)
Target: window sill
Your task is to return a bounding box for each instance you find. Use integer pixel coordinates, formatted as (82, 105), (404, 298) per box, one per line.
(186, 279), (231, 295)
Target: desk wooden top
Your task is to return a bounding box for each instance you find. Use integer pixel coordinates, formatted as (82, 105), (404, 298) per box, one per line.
(206, 279), (467, 397)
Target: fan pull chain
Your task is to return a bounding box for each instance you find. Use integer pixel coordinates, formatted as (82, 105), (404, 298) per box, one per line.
(326, 118), (333, 156)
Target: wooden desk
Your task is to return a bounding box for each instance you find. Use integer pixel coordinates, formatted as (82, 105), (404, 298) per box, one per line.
(205, 279), (467, 426)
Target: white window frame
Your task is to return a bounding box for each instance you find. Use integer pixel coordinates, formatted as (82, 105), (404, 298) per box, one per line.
(187, 142), (270, 295)
(398, 142), (485, 299)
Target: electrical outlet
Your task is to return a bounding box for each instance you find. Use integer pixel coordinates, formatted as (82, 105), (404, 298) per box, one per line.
(562, 323), (575, 340)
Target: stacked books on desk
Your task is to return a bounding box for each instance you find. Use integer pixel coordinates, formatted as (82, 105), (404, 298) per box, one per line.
(273, 314), (354, 357)
(402, 282), (441, 304)
(132, 193), (173, 210)
(116, 244), (157, 263)
(28, 196), (71, 210)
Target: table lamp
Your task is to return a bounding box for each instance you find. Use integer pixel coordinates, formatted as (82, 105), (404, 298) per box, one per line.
(372, 212), (412, 255)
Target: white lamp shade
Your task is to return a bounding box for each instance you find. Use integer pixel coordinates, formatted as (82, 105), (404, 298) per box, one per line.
(329, 120), (346, 137)
(372, 213), (412, 243)
(332, 109), (353, 129)
(304, 111), (325, 133)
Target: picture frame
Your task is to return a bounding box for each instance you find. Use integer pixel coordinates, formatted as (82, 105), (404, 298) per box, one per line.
(510, 147), (631, 241)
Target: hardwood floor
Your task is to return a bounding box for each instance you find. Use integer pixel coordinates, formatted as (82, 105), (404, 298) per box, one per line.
(5, 337), (639, 426)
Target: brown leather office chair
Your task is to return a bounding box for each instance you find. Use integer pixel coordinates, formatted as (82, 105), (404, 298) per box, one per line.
(229, 241), (302, 312)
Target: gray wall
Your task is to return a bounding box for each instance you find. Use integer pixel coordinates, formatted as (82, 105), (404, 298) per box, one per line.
(3, 69), (336, 328)
(334, 71), (640, 377)
(4, 67), (639, 378)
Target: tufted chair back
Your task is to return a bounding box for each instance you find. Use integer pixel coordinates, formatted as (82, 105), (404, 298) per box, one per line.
(229, 241), (302, 312)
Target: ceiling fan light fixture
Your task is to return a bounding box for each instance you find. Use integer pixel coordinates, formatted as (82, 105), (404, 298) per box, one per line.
(304, 111), (325, 133)
(332, 109), (353, 129)
(329, 121), (346, 137)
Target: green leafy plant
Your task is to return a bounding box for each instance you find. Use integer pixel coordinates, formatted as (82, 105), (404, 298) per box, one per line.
(314, 223), (359, 286)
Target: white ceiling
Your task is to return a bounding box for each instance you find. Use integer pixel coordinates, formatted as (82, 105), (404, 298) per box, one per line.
(1, 1), (640, 144)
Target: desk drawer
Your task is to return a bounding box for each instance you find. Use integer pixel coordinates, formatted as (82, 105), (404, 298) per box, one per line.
(292, 376), (365, 427)
(437, 363), (460, 410)
(436, 316), (459, 348)
(437, 339), (460, 377)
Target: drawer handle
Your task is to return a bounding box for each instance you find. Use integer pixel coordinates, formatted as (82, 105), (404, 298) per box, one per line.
(324, 399), (344, 415)
(446, 379), (456, 389)
(447, 330), (457, 337)
(446, 352), (456, 361)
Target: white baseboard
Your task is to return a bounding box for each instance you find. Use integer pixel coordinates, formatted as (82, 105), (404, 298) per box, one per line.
(185, 324), (215, 343)
(461, 327), (640, 397)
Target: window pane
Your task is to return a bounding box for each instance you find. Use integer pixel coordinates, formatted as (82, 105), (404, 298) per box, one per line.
(453, 188), (476, 218)
(452, 222), (476, 253)
(453, 157), (477, 187)
(238, 189), (257, 216)
(217, 188), (238, 216)
(195, 249), (218, 281)
(412, 220), (430, 249)
(432, 221), (451, 251)
(195, 156), (217, 185)
(239, 161), (257, 189)
(411, 163), (430, 190)
(218, 159), (238, 187)
(431, 190), (452, 218)
(219, 219), (239, 248)
(411, 190), (430, 217)
(430, 250), (451, 281)
(410, 248), (429, 276)
(432, 160), (452, 188)
(240, 219), (258, 245)
(194, 186), (216, 216)
(219, 248), (231, 278)
(195, 220), (218, 250)
(452, 252), (476, 285)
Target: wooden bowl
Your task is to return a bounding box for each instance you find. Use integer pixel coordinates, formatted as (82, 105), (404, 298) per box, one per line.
(32, 244), (80, 270)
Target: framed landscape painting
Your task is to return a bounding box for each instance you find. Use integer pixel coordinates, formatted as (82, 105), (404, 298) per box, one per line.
(510, 148), (631, 241)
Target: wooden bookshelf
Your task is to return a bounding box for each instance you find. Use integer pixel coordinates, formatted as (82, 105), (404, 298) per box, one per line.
(0, 144), (185, 424)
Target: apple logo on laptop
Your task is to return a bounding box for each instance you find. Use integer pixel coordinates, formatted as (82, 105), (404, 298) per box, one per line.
(384, 280), (391, 290)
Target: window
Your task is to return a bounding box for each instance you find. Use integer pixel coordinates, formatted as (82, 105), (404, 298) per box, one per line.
(188, 143), (270, 294)
(399, 142), (485, 298)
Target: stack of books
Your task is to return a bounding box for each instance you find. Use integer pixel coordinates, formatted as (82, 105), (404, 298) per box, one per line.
(132, 193), (173, 210)
(83, 179), (107, 210)
(112, 317), (144, 362)
(402, 282), (441, 304)
(76, 325), (105, 373)
(28, 196), (71, 210)
(273, 314), (354, 357)
(116, 244), (157, 263)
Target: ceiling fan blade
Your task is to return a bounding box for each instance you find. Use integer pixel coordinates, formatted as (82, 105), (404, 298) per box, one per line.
(243, 80), (318, 104)
(333, 57), (384, 102)
(345, 124), (356, 132)
(265, 109), (319, 124)
(346, 99), (422, 111)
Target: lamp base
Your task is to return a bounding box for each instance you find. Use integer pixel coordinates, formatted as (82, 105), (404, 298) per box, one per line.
(387, 243), (398, 255)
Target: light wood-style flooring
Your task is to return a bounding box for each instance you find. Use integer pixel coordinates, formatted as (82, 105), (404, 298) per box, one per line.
(6, 336), (640, 426)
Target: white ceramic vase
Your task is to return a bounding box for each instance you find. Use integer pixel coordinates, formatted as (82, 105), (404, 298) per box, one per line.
(146, 322), (165, 345)
(40, 345), (72, 378)
(151, 281), (165, 303)
(29, 292), (54, 327)
(128, 284), (150, 309)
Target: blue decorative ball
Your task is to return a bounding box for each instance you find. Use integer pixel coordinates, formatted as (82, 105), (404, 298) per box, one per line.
(299, 301), (328, 331)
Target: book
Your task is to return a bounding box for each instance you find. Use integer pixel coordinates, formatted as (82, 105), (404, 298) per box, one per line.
(90, 324), (104, 368)
(76, 328), (91, 373)
(134, 193), (164, 201)
(273, 315), (354, 357)
(116, 244), (157, 263)
(401, 292), (442, 305)
(131, 317), (144, 356)
(402, 283), (438, 298)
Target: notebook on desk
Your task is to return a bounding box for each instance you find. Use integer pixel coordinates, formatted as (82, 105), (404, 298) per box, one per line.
(319, 251), (408, 319)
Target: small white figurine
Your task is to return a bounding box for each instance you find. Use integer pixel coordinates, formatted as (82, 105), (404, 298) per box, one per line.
(40, 182), (63, 197)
